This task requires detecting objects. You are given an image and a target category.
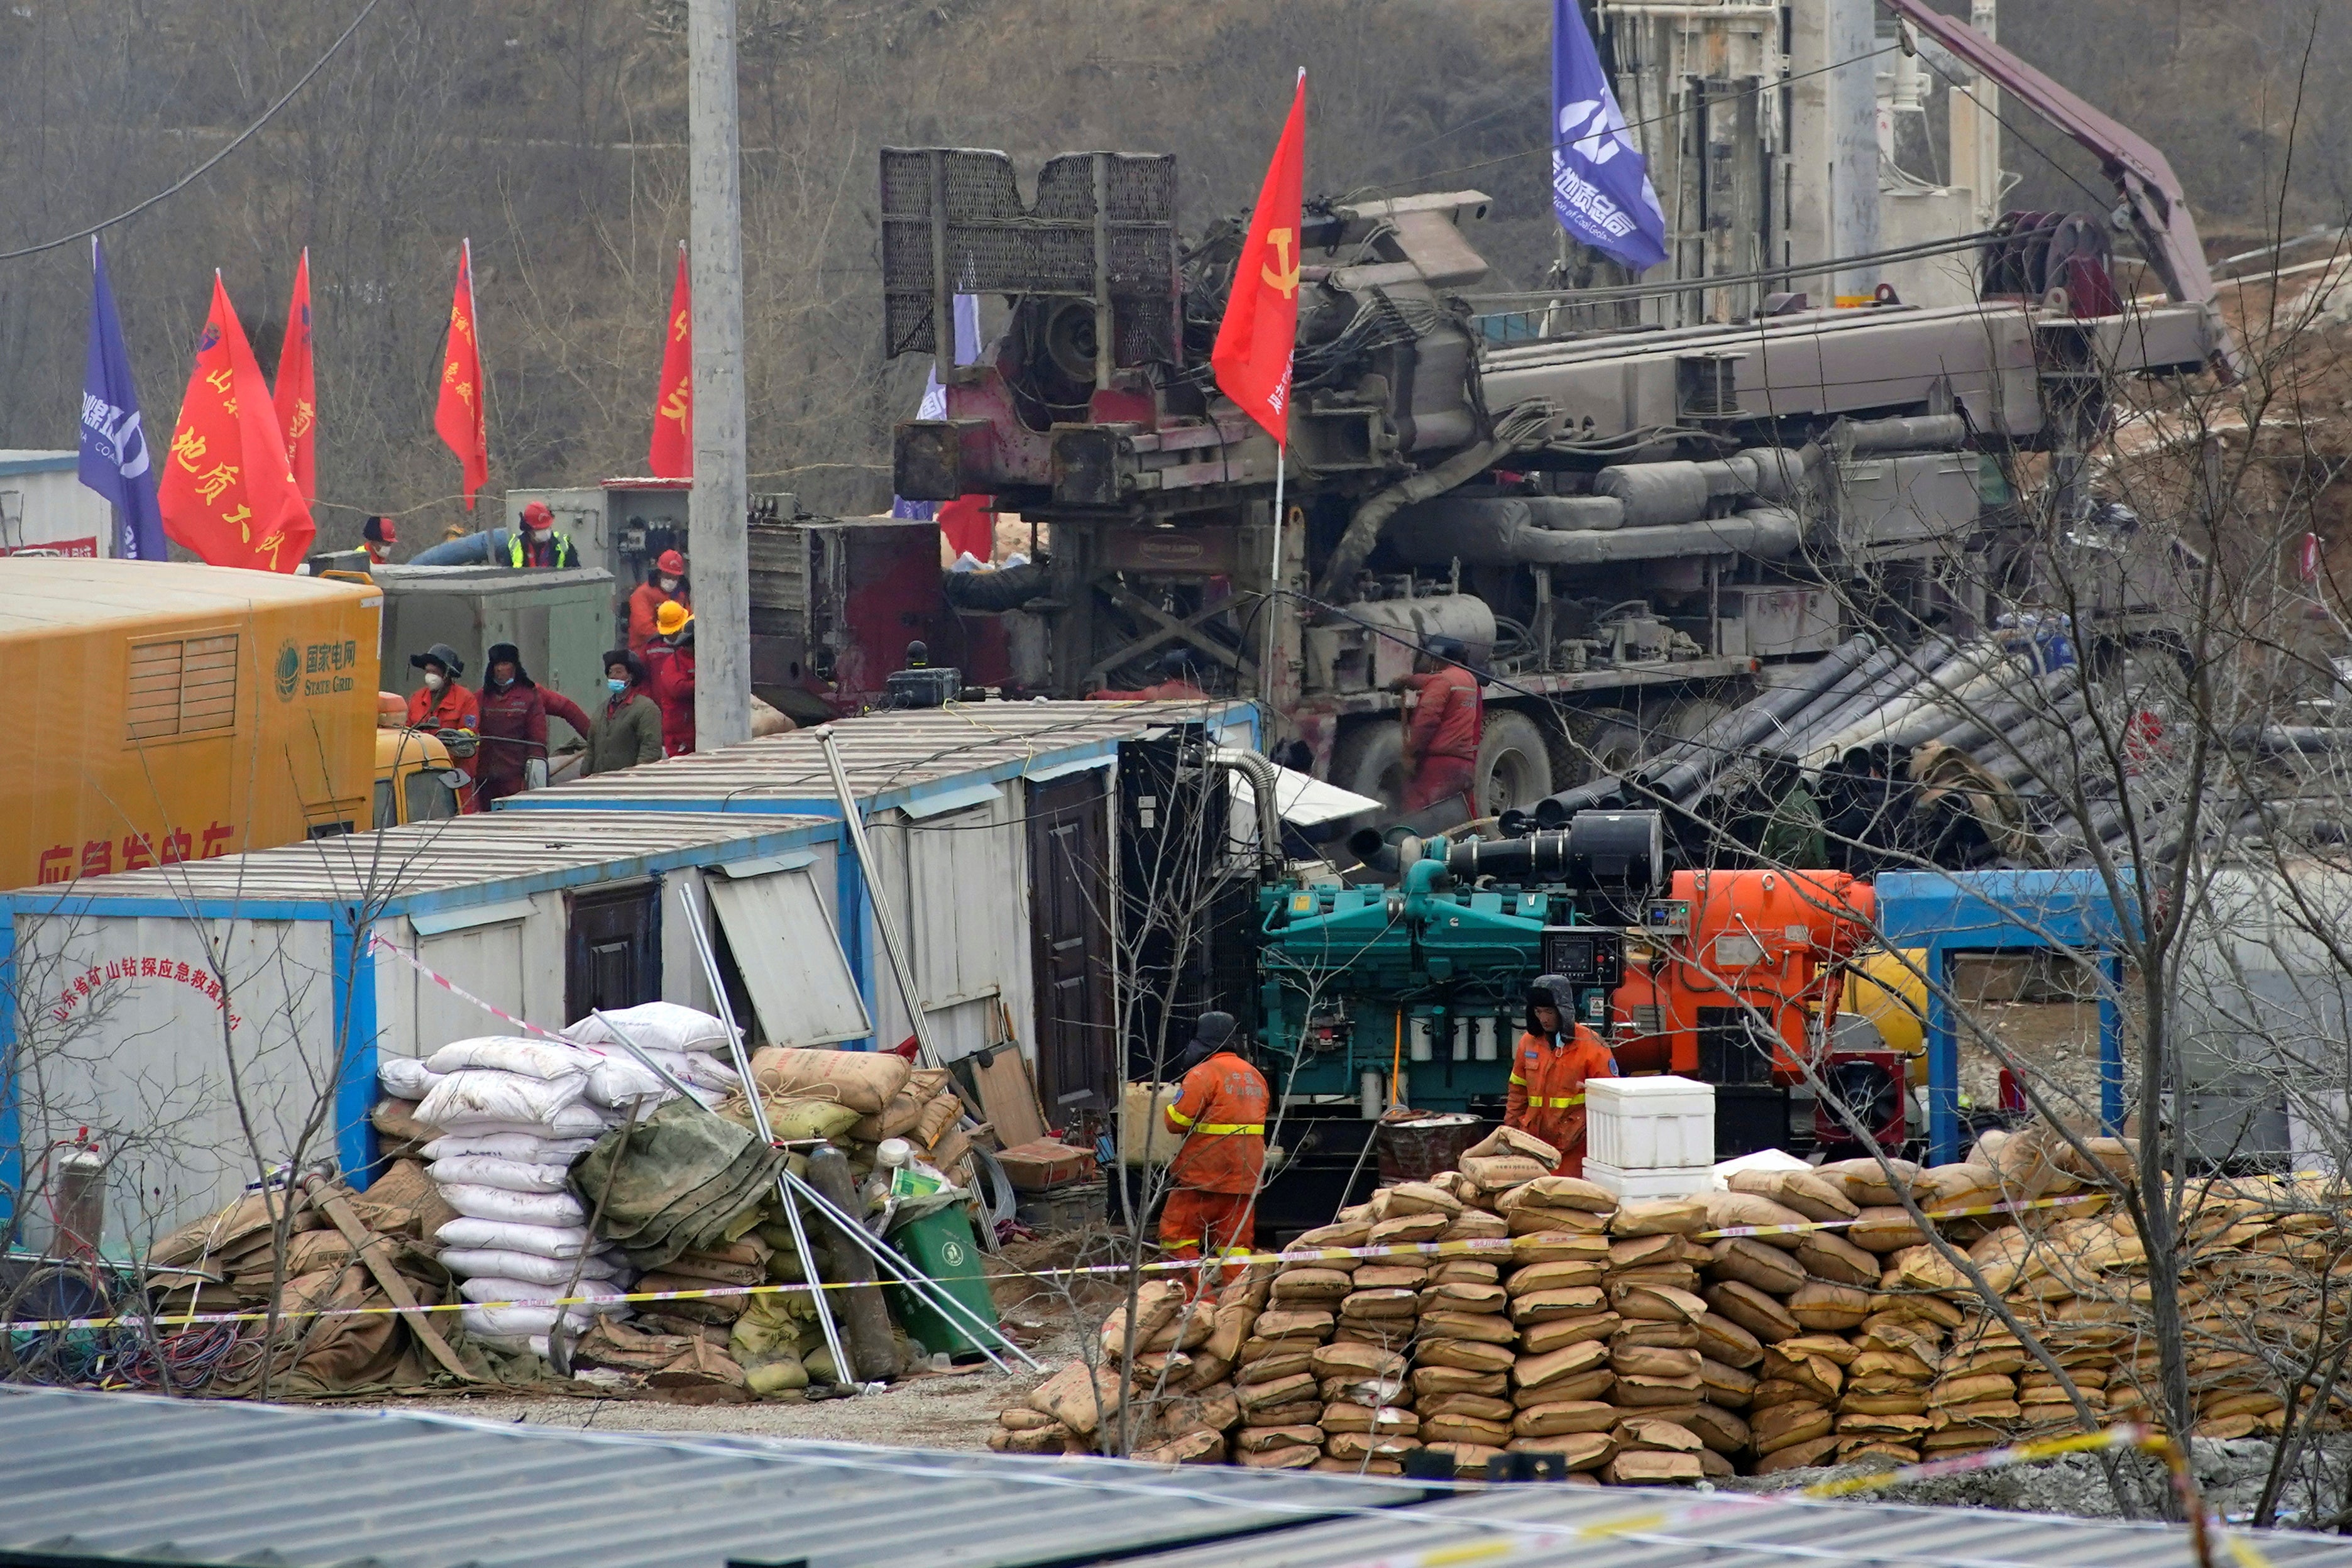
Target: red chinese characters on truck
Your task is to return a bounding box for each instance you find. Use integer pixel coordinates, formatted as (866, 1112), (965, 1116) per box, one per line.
(47, 957), (243, 1031)
(35, 820), (237, 884)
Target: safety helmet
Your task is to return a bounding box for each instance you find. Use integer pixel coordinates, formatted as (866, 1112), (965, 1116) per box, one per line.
(656, 601), (693, 637)
(521, 500), (555, 529)
(656, 549), (687, 576)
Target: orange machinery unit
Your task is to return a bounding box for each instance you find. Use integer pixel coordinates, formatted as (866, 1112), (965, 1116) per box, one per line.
(1612, 869), (1877, 1083)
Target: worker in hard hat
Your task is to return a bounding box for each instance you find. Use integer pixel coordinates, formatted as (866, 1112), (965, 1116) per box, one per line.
(1506, 975), (1618, 1178)
(405, 642), (481, 809)
(1159, 1011), (1268, 1294)
(361, 515), (397, 566)
(1393, 636), (1483, 813)
(628, 549), (689, 655)
(508, 500), (579, 569)
(644, 601), (698, 757)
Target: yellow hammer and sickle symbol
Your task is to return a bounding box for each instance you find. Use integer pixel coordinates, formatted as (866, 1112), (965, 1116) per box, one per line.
(1260, 228), (1299, 299)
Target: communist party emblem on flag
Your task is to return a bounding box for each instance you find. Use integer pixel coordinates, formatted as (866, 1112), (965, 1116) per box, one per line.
(1211, 70), (1307, 444)
(649, 243), (693, 478)
(157, 273), (316, 573)
(435, 239), (489, 507)
(272, 248), (317, 503)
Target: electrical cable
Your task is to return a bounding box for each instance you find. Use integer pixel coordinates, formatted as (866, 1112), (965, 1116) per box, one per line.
(1466, 228), (2003, 312)
(0, 0), (384, 263)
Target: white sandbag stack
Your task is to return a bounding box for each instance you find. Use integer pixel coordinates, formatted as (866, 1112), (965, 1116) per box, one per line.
(564, 1002), (743, 1112)
(414, 1035), (639, 1352)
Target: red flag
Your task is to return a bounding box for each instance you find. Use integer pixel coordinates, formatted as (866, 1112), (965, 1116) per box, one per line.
(434, 239), (489, 508)
(272, 248), (317, 503)
(649, 243), (693, 478)
(158, 273), (315, 572)
(1211, 70), (1306, 444)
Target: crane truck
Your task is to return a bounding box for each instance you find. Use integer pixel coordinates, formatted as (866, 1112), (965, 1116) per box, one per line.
(887, 1), (2232, 817)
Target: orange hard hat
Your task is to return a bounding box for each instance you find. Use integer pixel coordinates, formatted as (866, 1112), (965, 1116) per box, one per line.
(656, 601), (693, 637)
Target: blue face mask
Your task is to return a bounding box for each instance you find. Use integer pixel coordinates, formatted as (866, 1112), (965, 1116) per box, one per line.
(607, 677), (628, 694)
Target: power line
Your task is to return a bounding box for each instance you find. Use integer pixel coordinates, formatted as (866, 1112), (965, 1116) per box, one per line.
(0, 0), (383, 264)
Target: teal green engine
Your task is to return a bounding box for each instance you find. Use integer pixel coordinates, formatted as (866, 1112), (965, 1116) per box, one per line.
(1256, 854), (1618, 1112)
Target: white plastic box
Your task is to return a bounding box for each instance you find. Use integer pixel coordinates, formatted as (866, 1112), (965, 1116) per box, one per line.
(1586, 1075), (1717, 1171)
(1581, 1158), (1712, 1202)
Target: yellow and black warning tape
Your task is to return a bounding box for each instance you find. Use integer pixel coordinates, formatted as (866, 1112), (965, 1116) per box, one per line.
(13, 1191), (2104, 1335)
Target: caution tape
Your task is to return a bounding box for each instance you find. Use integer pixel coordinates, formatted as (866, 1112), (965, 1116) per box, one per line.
(15, 1189), (2113, 1336)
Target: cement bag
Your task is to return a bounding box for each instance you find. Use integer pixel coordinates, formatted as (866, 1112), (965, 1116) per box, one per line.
(434, 1216), (595, 1259)
(427, 1036), (602, 1080)
(436, 1182), (586, 1227)
(461, 1302), (595, 1337)
(417, 1069), (590, 1132)
(584, 1055), (732, 1110)
(426, 1155), (576, 1195)
(566, 1001), (733, 1055)
(681, 1052), (745, 1092)
(378, 1056), (442, 1100)
(750, 1046), (909, 1116)
(439, 1249), (623, 1287)
(421, 1132), (599, 1165)
(762, 1097), (865, 1141)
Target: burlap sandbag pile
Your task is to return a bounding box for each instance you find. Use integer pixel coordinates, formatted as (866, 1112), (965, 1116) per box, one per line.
(989, 1118), (2350, 1479)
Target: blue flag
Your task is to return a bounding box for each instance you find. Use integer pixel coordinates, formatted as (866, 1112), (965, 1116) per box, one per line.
(1551, 0), (1669, 273)
(79, 238), (167, 561)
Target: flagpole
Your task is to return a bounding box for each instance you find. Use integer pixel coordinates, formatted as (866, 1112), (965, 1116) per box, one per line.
(1264, 441), (1285, 702)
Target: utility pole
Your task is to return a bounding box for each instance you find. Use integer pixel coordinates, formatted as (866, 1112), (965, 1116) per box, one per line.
(689, 0), (750, 750)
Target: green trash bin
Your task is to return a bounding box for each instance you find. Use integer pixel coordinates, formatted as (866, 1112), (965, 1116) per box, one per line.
(886, 1203), (1001, 1359)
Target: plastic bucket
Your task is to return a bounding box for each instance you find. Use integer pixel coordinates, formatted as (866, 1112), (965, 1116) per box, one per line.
(1375, 1111), (1481, 1184)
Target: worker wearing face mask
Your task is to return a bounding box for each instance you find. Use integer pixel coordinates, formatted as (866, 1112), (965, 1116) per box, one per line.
(1506, 974), (1618, 1178)
(508, 500), (579, 569)
(473, 642), (593, 805)
(627, 549), (689, 655)
(404, 642), (481, 808)
(585, 649), (664, 776)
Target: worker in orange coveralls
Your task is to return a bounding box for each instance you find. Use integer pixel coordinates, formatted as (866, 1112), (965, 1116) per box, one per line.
(1159, 1011), (1268, 1293)
(1506, 973), (1618, 1177)
(1394, 636), (1482, 811)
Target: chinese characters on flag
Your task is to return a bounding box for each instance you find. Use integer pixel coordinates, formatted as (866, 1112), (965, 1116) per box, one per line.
(157, 273), (314, 572)
(434, 239), (490, 507)
(272, 248), (317, 503)
(649, 243), (693, 478)
(1210, 70), (1307, 444)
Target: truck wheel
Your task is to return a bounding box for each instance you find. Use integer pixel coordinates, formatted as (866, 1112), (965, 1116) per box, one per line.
(1661, 695), (1732, 745)
(1330, 721), (1408, 815)
(1476, 711), (1554, 815)
(1551, 706), (1651, 786)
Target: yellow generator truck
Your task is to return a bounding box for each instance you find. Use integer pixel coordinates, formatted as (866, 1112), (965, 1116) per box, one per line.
(0, 559), (385, 889)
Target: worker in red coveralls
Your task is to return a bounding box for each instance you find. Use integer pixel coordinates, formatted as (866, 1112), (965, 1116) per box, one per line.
(1506, 974), (1618, 1178)
(1394, 636), (1482, 812)
(404, 642), (481, 809)
(473, 642), (592, 806)
(1159, 1011), (1268, 1294)
(644, 601), (697, 756)
(628, 549), (688, 655)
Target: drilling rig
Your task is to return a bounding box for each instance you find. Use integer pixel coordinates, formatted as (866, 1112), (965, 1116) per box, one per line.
(887, 1), (2232, 816)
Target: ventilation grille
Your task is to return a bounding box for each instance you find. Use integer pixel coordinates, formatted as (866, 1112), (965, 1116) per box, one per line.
(126, 634), (238, 743)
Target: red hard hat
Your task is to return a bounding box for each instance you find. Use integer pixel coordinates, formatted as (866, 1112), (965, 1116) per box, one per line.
(656, 549), (686, 576)
(521, 500), (554, 527)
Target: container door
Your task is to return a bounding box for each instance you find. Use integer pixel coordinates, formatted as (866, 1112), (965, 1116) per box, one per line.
(566, 882), (659, 1024)
(1026, 769), (1114, 1114)
(705, 866), (870, 1048)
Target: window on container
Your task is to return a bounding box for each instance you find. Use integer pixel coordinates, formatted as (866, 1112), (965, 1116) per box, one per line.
(125, 633), (239, 743)
(405, 769), (457, 824)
